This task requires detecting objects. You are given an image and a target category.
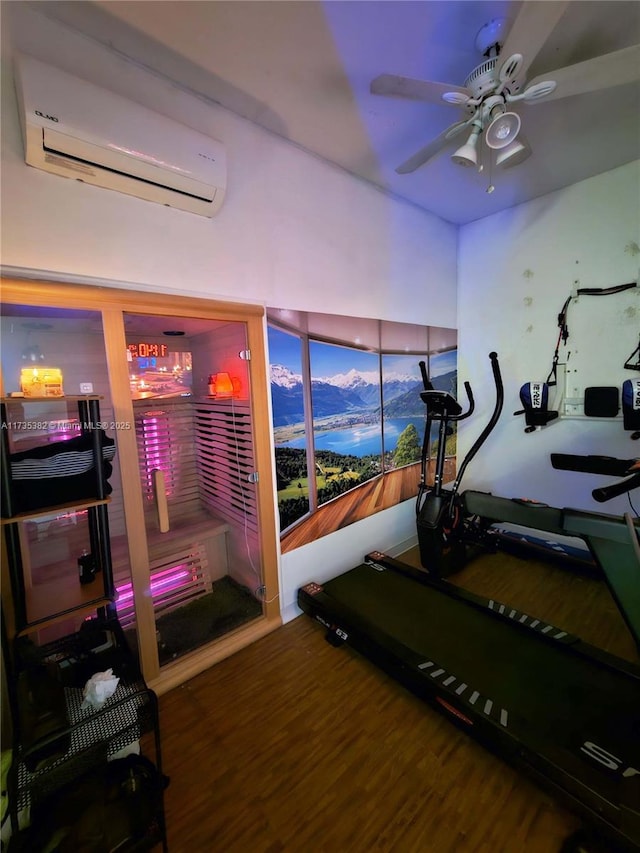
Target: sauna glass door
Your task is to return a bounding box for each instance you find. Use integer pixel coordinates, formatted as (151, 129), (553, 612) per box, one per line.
(122, 312), (265, 666)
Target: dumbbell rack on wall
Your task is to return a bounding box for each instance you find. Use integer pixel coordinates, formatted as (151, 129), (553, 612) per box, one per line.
(1, 396), (168, 852)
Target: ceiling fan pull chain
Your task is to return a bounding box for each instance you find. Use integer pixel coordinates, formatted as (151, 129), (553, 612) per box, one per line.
(486, 143), (495, 194)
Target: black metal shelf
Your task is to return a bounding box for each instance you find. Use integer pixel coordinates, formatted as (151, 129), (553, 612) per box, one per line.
(1, 398), (115, 632)
(1, 398), (168, 851)
(8, 617), (168, 850)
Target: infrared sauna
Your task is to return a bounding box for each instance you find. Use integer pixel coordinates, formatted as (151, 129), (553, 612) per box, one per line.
(0, 279), (280, 693)
(119, 312), (264, 666)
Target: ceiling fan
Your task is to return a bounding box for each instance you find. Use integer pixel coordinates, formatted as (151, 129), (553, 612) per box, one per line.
(371, 1), (640, 176)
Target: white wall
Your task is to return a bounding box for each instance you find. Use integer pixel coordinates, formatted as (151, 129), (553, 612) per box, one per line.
(1, 4), (457, 325)
(458, 162), (640, 515)
(1, 4), (458, 622)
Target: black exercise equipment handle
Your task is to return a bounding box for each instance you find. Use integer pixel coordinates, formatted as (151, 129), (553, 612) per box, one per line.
(551, 453), (637, 478)
(418, 369), (475, 422)
(421, 381), (475, 422)
(450, 352), (503, 501)
(592, 472), (640, 503)
(419, 361), (433, 392)
(457, 382), (475, 421)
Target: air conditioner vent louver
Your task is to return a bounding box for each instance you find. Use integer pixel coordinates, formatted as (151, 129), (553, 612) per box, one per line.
(44, 140), (215, 203)
(45, 151), (95, 175)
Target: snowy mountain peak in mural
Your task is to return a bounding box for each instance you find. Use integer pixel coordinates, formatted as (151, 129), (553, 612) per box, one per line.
(318, 367), (379, 389)
(269, 363), (456, 427)
(270, 364), (302, 389)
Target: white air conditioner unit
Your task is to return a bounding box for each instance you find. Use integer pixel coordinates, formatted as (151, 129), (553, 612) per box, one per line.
(14, 54), (226, 217)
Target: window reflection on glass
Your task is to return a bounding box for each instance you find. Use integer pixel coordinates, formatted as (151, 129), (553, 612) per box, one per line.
(310, 340), (381, 506)
(267, 326), (310, 531)
(127, 342), (192, 400)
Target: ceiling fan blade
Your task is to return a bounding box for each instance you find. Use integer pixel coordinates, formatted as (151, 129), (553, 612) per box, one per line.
(499, 1), (569, 82)
(526, 44), (640, 103)
(396, 120), (471, 174)
(371, 73), (471, 105)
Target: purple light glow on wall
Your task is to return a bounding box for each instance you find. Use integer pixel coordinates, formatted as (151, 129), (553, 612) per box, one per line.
(139, 412), (174, 498)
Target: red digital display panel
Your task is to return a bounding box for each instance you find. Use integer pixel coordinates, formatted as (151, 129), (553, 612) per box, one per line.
(127, 342), (169, 358)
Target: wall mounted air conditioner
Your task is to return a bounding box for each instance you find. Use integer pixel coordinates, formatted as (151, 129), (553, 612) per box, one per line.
(14, 54), (226, 217)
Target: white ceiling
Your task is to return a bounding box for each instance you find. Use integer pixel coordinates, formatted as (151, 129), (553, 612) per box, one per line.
(31, 1), (640, 224)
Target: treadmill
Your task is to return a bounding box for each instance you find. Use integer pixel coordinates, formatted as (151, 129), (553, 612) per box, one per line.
(298, 357), (640, 851)
(298, 538), (640, 852)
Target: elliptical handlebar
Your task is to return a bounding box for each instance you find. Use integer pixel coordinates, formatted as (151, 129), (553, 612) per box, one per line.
(450, 351), (504, 499)
(418, 363), (475, 422)
(419, 360), (433, 392)
(458, 382), (475, 421)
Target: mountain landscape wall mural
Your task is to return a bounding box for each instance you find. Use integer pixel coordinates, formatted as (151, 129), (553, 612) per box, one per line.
(268, 320), (457, 532)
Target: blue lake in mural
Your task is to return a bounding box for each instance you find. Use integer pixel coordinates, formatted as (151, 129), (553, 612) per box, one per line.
(278, 416), (426, 457)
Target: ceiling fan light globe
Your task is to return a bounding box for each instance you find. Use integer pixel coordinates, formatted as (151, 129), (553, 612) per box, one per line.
(451, 143), (478, 167)
(485, 111), (521, 149)
(496, 138), (527, 167)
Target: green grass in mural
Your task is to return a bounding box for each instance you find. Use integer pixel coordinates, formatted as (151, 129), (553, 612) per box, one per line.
(278, 477), (311, 500)
(277, 467), (362, 502)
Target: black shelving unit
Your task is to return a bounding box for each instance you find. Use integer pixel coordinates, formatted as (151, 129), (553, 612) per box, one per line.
(1, 397), (168, 852)
(1, 397), (115, 633)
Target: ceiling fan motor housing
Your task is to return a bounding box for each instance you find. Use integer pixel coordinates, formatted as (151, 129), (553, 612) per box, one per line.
(464, 18), (523, 107)
(464, 57), (500, 101)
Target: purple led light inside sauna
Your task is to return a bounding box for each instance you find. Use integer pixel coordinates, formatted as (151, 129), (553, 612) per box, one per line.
(140, 412), (174, 498)
(115, 565), (192, 604)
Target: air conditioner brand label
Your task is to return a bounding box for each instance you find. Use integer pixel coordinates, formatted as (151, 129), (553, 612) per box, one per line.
(35, 110), (59, 122)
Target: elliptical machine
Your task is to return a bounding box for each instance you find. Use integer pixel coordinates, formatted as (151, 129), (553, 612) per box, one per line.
(416, 351), (504, 577)
(416, 353), (640, 593)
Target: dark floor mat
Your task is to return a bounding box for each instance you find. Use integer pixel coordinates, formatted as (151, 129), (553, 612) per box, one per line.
(153, 576), (262, 664)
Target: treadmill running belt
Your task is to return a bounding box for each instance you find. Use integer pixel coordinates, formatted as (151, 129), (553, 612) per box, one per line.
(300, 559), (640, 847)
(324, 564), (637, 743)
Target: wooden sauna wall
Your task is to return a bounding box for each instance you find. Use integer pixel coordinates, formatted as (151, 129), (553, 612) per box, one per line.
(190, 323), (263, 596)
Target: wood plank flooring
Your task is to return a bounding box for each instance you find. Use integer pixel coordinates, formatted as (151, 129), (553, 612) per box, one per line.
(155, 548), (638, 853)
